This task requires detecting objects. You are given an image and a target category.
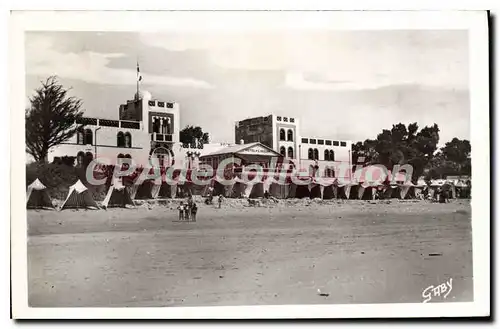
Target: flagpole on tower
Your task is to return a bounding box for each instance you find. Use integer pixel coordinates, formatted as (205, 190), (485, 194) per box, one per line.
(136, 59), (140, 99)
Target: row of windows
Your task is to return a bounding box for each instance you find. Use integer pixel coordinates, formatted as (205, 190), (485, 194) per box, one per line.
(279, 129), (294, 141)
(279, 146), (294, 158)
(307, 148), (335, 161)
(148, 100), (174, 108)
(77, 129), (133, 148)
(276, 116), (295, 123)
(301, 138), (347, 147)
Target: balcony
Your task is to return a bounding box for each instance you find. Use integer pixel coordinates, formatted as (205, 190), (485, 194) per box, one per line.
(152, 133), (173, 142)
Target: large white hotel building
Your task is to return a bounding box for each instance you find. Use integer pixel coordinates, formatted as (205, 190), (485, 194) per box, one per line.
(48, 90), (352, 178)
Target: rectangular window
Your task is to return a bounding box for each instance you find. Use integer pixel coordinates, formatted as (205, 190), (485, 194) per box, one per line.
(277, 116), (282, 121)
(158, 101), (165, 107)
(290, 118), (295, 123)
(333, 141), (340, 146)
(318, 139), (324, 145)
(309, 139), (317, 144)
(283, 117), (288, 122)
(148, 100), (155, 106)
(167, 102), (174, 108)
(340, 141), (347, 147)
(325, 140), (332, 145)
(301, 138), (308, 143)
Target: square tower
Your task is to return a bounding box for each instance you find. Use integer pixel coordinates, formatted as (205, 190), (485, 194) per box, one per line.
(273, 115), (300, 160)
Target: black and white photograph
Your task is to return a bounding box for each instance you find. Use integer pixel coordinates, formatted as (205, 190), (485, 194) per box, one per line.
(10, 10), (490, 319)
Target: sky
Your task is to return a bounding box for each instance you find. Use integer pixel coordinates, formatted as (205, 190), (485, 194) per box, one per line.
(25, 30), (470, 146)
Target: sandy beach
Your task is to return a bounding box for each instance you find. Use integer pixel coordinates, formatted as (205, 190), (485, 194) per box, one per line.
(27, 199), (473, 307)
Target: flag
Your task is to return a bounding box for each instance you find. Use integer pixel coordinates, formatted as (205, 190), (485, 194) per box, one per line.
(137, 62), (142, 82)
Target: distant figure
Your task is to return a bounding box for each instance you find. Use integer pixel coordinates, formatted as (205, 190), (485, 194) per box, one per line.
(264, 190), (270, 199)
(218, 194), (224, 209)
(184, 203), (191, 221)
(177, 202), (185, 221)
(186, 195), (194, 218)
(438, 188), (446, 204)
(191, 203), (198, 222)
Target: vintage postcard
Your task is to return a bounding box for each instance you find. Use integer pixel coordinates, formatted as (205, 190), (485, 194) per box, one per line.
(10, 10), (490, 319)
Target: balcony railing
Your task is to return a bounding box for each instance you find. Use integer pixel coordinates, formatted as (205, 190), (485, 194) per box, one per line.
(74, 117), (141, 130)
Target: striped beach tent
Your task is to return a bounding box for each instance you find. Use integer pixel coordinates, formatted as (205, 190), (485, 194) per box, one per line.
(26, 178), (54, 209)
(60, 180), (99, 210)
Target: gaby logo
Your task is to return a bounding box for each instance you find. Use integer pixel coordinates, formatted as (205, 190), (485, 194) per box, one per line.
(422, 278), (453, 303)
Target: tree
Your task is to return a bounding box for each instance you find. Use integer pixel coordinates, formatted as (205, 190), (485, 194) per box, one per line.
(352, 122), (440, 182)
(26, 77), (84, 163)
(425, 138), (471, 179)
(179, 125), (210, 149)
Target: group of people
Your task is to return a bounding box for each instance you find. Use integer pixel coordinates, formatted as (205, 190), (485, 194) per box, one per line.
(177, 195), (198, 221)
(204, 186), (224, 208)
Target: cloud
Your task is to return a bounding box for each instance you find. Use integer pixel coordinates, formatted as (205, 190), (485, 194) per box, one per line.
(140, 30), (468, 91)
(25, 35), (214, 89)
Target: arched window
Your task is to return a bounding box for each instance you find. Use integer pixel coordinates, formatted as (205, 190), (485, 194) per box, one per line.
(76, 151), (85, 166)
(308, 148), (314, 160)
(84, 129), (93, 145)
(324, 150), (330, 161)
(124, 132), (132, 148)
(287, 147), (294, 158)
(77, 128), (84, 145)
(166, 118), (172, 134)
(287, 129), (293, 142)
(329, 150), (335, 161)
(314, 149), (319, 160)
(280, 146), (286, 157)
(124, 154), (131, 158)
(117, 132), (125, 147)
(117, 153), (124, 159)
(279, 129), (286, 141)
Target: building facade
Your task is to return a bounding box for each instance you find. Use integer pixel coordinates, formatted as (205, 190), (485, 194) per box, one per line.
(235, 114), (352, 178)
(47, 94), (352, 179)
(47, 90), (192, 168)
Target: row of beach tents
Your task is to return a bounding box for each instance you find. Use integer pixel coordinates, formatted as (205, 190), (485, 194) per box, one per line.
(26, 178), (134, 210)
(202, 176), (469, 200)
(27, 174), (471, 210)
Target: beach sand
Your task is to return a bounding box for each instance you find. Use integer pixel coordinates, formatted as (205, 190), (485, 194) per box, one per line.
(27, 199), (473, 307)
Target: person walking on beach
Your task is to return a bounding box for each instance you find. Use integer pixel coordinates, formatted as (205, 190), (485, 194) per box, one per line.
(218, 194), (223, 209)
(177, 201), (185, 221)
(191, 202), (198, 222)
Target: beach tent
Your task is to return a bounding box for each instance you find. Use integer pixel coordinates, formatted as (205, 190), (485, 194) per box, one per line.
(268, 182), (290, 199)
(308, 183), (323, 199)
(102, 180), (135, 209)
(308, 178), (336, 200)
(382, 184), (401, 199)
(429, 179), (455, 199)
(202, 179), (225, 197)
(357, 180), (385, 200)
(336, 180), (358, 199)
(154, 182), (177, 198)
(245, 181), (265, 198)
(60, 180), (99, 210)
(320, 178), (337, 200)
(288, 180), (311, 199)
(410, 178), (428, 199)
(399, 181), (415, 199)
(26, 178), (54, 209)
(129, 179), (161, 200)
(226, 177), (247, 198)
(453, 180), (469, 198)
